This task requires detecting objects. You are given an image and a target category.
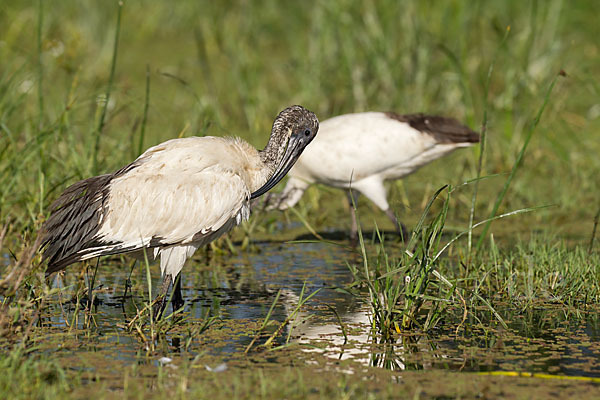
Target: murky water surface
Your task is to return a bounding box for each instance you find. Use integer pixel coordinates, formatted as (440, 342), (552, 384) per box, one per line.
(7, 241), (600, 382)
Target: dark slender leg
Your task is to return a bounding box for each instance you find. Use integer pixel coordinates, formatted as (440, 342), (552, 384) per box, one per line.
(87, 259), (100, 310)
(384, 208), (409, 241)
(347, 190), (360, 246)
(171, 274), (184, 312)
(121, 261), (136, 310)
(153, 273), (173, 320)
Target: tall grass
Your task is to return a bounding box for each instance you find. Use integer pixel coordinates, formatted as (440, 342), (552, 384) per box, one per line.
(347, 185), (597, 341)
(467, 25), (510, 256)
(0, 0), (597, 243)
(91, 1), (123, 174)
(475, 71), (563, 251)
(347, 185), (454, 338)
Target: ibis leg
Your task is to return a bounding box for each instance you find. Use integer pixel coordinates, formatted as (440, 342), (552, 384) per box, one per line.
(384, 208), (408, 241)
(347, 190), (360, 245)
(172, 274), (184, 312)
(153, 273), (173, 320)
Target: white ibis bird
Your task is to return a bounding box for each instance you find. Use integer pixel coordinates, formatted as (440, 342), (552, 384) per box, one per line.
(40, 105), (319, 316)
(267, 111), (479, 241)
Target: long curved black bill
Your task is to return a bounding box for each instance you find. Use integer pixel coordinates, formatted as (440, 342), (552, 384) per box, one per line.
(251, 135), (304, 199)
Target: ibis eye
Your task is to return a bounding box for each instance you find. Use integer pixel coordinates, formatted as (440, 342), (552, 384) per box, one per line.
(304, 129), (311, 137)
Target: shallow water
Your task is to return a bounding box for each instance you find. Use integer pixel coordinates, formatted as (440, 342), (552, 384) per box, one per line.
(4, 241), (600, 383)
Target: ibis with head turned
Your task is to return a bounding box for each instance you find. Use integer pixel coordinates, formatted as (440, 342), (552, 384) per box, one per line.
(267, 111), (479, 241)
(40, 105), (319, 316)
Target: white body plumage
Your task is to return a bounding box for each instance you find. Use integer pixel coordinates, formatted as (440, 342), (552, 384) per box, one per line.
(88, 136), (266, 278)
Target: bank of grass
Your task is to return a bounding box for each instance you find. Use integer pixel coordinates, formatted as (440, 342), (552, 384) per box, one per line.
(1, 0), (600, 398)
(347, 187), (599, 339)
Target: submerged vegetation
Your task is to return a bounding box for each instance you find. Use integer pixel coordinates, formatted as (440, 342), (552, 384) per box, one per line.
(1, 0), (599, 398)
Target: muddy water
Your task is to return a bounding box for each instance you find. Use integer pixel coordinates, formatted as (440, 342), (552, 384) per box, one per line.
(37, 242), (360, 363)
(7, 241), (600, 380)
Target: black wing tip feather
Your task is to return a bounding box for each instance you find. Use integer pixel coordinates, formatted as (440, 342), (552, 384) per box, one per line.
(40, 175), (114, 274)
(43, 241), (138, 276)
(40, 161), (142, 275)
(385, 112), (480, 144)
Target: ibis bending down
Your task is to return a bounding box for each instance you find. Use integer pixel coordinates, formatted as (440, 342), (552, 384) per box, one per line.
(267, 111), (479, 241)
(40, 105), (319, 316)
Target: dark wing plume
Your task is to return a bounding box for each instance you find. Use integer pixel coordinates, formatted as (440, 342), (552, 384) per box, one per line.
(40, 163), (138, 274)
(385, 112), (480, 144)
(40, 174), (113, 274)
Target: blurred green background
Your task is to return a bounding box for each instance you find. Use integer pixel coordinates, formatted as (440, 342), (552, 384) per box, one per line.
(1, 0), (599, 241)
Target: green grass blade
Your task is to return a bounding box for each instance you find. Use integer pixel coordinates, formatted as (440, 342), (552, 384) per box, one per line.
(468, 26), (511, 256)
(92, 1), (123, 173)
(475, 73), (563, 251)
(36, 0), (44, 131)
(137, 64), (150, 156)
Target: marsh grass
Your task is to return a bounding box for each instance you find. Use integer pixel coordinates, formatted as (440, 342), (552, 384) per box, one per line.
(345, 174), (578, 340)
(116, 255), (217, 354)
(347, 185), (453, 339)
(0, 0), (599, 397)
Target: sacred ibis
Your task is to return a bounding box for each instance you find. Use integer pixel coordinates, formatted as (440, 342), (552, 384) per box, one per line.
(267, 111), (479, 241)
(40, 105), (319, 316)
